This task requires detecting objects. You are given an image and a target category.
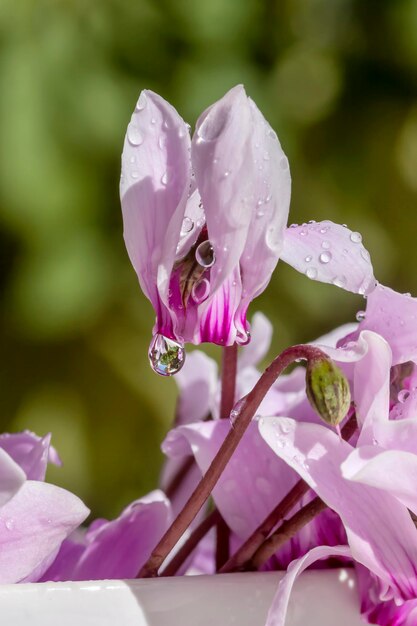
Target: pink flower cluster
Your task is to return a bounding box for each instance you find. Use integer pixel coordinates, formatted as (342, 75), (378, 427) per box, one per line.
(4, 86), (417, 626)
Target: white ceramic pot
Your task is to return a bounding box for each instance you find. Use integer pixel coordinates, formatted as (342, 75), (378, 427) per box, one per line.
(0, 569), (367, 626)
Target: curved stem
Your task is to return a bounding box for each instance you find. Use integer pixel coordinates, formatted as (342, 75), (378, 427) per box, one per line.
(160, 509), (221, 577)
(137, 344), (326, 578)
(219, 413), (357, 573)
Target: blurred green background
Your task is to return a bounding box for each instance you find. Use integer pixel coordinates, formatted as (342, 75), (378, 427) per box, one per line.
(1, 0), (417, 519)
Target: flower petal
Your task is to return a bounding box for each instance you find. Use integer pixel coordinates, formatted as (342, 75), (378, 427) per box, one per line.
(0, 448), (25, 507)
(120, 90), (192, 337)
(238, 312), (273, 370)
(281, 221), (375, 295)
(236, 98), (291, 318)
(174, 350), (218, 425)
(354, 284), (417, 365)
(265, 545), (352, 626)
(0, 481), (89, 583)
(259, 417), (417, 600)
(163, 420), (297, 539)
(192, 85), (253, 295)
(0, 432), (59, 481)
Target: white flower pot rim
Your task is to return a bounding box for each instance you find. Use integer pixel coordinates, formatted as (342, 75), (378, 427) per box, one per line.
(0, 568), (368, 626)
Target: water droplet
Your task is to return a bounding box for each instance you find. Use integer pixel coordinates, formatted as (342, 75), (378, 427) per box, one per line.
(127, 123), (143, 146)
(236, 329), (251, 346)
(129, 156), (136, 164)
(222, 170), (231, 179)
(163, 119), (170, 130)
(161, 172), (168, 185)
(195, 240), (216, 268)
(333, 275), (347, 288)
(356, 310), (366, 322)
(300, 229), (307, 236)
(263, 152), (270, 161)
(148, 334), (185, 376)
(306, 267), (318, 279)
(135, 92), (147, 111)
(319, 251), (332, 264)
(130, 170), (139, 179)
(398, 389), (410, 404)
(305, 255), (312, 262)
(158, 136), (166, 150)
(151, 118), (156, 125)
(191, 278), (210, 304)
(256, 210), (265, 218)
(320, 226), (329, 234)
(257, 199), (264, 207)
(180, 217), (194, 236)
(5, 518), (14, 531)
(321, 240), (331, 250)
(350, 232), (362, 244)
(308, 220), (316, 225)
(361, 249), (370, 262)
(268, 129), (277, 140)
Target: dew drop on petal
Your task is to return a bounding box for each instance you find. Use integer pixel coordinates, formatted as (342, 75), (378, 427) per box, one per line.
(135, 92), (147, 111)
(127, 123), (144, 146)
(180, 217), (194, 236)
(222, 170), (231, 179)
(161, 172), (168, 185)
(321, 240), (331, 250)
(195, 240), (216, 268)
(398, 389), (410, 404)
(130, 170), (139, 179)
(356, 310), (366, 322)
(5, 518), (14, 531)
(333, 275), (347, 288)
(191, 278), (210, 304)
(350, 232), (362, 244)
(148, 334), (185, 376)
(319, 252), (332, 264)
(306, 267), (318, 279)
(305, 255), (313, 263)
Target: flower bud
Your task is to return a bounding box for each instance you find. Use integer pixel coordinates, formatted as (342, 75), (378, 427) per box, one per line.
(305, 357), (351, 427)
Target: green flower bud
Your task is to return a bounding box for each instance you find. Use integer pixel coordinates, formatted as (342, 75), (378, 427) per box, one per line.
(305, 357), (351, 427)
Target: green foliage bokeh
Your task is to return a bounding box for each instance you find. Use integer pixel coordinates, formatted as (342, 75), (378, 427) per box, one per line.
(0, 0), (416, 518)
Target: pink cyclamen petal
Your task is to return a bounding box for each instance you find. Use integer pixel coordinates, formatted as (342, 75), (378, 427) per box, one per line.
(0, 431), (59, 481)
(42, 491), (171, 581)
(353, 284), (417, 365)
(281, 221), (375, 295)
(121, 90), (192, 339)
(0, 481), (89, 583)
(265, 545), (352, 626)
(259, 417), (417, 601)
(0, 448), (25, 507)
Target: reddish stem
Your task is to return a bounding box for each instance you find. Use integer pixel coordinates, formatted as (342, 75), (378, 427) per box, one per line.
(160, 509), (221, 577)
(250, 497), (328, 569)
(137, 344), (326, 578)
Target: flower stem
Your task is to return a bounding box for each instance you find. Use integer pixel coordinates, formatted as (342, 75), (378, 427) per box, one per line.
(219, 413), (357, 573)
(216, 344), (238, 567)
(250, 497), (328, 569)
(137, 344), (326, 578)
(160, 508), (221, 577)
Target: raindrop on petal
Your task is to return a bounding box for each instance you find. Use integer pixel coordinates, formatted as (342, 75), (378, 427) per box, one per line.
(135, 92), (147, 111)
(356, 310), (366, 322)
(195, 240), (216, 268)
(191, 278), (210, 304)
(127, 123), (143, 146)
(398, 389), (410, 404)
(161, 172), (168, 185)
(319, 252), (332, 264)
(321, 240), (331, 250)
(148, 334), (185, 376)
(333, 275), (347, 288)
(306, 267), (318, 279)
(305, 255), (313, 262)
(180, 217), (194, 236)
(350, 232), (362, 244)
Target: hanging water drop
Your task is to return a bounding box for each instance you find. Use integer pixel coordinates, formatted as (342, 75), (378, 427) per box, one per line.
(356, 310), (366, 322)
(319, 251), (332, 264)
(350, 232), (362, 244)
(398, 389), (410, 404)
(195, 240), (216, 268)
(148, 334), (185, 376)
(161, 172), (168, 185)
(180, 217), (194, 236)
(191, 278), (210, 304)
(127, 123), (144, 146)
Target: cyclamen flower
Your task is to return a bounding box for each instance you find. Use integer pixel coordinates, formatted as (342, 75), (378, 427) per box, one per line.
(120, 85), (375, 375)
(0, 431), (89, 583)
